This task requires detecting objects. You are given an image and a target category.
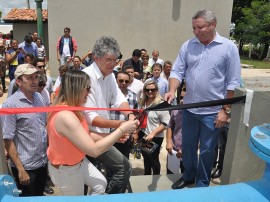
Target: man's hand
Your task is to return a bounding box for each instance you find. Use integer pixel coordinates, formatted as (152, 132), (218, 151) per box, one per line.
(176, 150), (182, 159)
(128, 113), (136, 121)
(132, 132), (139, 143)
(164, 92), (175, 104)
(214, 109), (229, 128)
(18, 169), (30, 185)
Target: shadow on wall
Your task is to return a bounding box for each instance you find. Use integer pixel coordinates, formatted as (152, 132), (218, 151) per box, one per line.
(172, 0), (181, 21)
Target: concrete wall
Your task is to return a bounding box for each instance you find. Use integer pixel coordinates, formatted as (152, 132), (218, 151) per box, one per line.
(221, 88), (270, 184)
(48, 0), (234, 79)
(13, 22), (49, 57)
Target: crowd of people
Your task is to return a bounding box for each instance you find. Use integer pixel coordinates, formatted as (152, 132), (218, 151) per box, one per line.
(0, 8), (241, 197)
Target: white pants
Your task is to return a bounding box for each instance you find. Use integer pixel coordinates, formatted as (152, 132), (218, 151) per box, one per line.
(48, 157), (107, 195)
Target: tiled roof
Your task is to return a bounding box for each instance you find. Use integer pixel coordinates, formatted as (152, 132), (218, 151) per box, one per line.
(3, 8), (48, 22)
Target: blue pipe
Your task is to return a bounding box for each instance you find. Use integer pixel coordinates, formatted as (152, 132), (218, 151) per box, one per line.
(1, 124), (269, 202)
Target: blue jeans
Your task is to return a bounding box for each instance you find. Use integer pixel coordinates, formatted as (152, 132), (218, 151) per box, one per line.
(182, 110), (220, 187)
(96, 146), (131, 194)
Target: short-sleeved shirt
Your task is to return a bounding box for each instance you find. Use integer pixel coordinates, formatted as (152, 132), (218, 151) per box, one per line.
(18, 41), (38, 58)
(2, 90), (47, 170)
(110, 89), (138, 122)
(167, 110), (182, 151)
(143, 101), (170, 138)
(83, 62), (128, 133)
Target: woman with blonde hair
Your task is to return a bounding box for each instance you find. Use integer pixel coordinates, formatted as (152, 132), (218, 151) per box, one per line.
(138, 79), (170, 175)
(47, 70), (139, 196)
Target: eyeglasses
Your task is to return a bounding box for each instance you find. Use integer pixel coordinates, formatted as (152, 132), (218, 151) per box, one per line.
(103, 57), (117, 64)
(38, 84), (46, 87)
(86, 86), (91, 93)
(36, 65), (45, 68)
(145, 88), (157, 93)
(118, 79), (129, 84)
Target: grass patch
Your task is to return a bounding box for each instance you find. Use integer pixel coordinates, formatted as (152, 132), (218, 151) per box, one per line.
(241, 56), (270, 69)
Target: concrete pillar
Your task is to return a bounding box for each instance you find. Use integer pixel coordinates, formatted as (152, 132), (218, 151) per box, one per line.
(221, 88), (270, 184)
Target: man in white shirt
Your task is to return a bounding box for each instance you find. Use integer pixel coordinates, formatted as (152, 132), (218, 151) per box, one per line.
(83, 36), (135, 194)
(148, 50), (164, 67)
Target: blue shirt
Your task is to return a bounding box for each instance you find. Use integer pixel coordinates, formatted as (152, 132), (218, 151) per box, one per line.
(146, 77), (168, 98)
(2, 90), (48, 170)
(18, 41), (38, 58)
(170, 32), (241, 114)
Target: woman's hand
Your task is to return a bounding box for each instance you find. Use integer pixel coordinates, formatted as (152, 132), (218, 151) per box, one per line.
(145, 133), (155, 142)
(166, 139), (173, 155)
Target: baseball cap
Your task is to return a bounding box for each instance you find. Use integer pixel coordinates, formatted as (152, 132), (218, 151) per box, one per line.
(15, 64), (40, 79)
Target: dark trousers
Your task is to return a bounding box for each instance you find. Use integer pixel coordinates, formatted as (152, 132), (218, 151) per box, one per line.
(97, 146), (131, 194)
(11, 165), (47, 196)
(141, 137), (163, 175)
(1, 70), (6, 90)
(213, 126), (228, 169)
(114, 137), (131, 159)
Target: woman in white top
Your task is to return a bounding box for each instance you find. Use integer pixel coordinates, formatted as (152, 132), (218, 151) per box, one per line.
(139, 79), (170, 175)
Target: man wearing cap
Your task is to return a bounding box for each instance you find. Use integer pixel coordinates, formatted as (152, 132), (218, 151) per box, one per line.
(2, 64), (48, 196)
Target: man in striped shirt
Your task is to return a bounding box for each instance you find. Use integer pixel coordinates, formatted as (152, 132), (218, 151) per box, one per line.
(2, 64), (48, 196)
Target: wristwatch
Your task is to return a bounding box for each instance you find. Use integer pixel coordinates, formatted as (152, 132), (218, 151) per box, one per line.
(222, 106), (231, 115)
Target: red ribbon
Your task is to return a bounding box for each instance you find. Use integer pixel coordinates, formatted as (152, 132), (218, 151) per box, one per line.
(0, 106), (143, 115)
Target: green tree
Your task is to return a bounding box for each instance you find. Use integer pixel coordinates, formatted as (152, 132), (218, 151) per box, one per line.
(231, 0), (252, 55)
(234, 0), (270, 60)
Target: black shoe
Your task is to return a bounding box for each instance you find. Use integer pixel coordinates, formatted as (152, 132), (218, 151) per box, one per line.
(171, 177), (195, 189)
(44, 185), (54, 195)
(211, 168), (222, 179)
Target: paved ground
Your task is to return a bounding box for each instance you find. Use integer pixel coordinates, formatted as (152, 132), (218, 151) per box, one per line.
(1, 68), (269, 195)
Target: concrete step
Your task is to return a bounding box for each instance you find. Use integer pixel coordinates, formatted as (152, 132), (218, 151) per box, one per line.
(129, 174), (221, 193)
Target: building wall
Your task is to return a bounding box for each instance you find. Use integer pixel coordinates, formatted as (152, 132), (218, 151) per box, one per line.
(48, 0), (233, 78)
(13, 22), (49, 57)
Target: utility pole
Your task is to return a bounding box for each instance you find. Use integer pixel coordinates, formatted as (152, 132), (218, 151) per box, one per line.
(26, 0), (30, 9)
(35, 0), (44, 42)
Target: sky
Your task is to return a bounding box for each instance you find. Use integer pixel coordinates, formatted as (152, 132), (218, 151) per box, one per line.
(0, 0), (48, 19)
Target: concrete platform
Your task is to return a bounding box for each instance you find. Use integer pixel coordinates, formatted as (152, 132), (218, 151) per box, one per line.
(129, 174), (220, 193)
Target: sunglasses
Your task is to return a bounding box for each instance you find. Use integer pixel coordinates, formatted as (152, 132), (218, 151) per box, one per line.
(118, 79), (129, 84)
(145, 88), (157, 93)
(86, 86), (91, 93)
(37, 65), (45, 68)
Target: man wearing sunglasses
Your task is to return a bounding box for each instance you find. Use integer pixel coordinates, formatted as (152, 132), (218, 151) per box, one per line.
(110, 71), (138, 158)
(56, 27), (77, 65)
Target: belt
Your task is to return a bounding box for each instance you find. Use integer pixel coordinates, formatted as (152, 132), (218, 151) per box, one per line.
(51, 160), (83, 169)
